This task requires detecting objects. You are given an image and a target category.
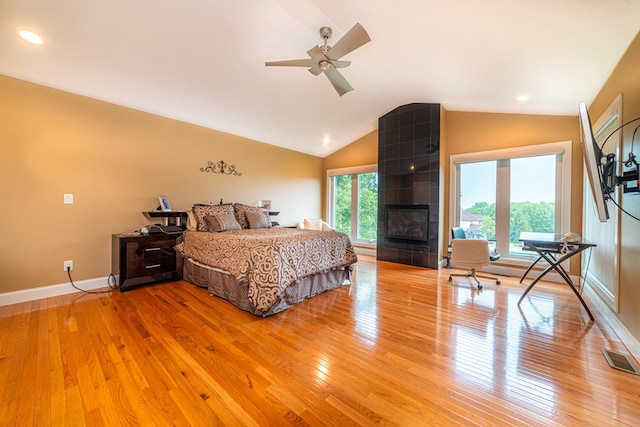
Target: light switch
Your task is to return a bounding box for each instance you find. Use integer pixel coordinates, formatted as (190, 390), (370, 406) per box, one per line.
(63, 193), (74, 204)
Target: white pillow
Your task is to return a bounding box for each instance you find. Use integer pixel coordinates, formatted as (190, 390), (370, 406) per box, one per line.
(321, 222), (335, 231)
(186, 209), (197, 231)
(303, 219), (324, 230)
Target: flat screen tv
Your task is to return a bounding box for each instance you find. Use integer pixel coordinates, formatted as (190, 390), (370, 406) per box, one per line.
(579, 102), (609, 222)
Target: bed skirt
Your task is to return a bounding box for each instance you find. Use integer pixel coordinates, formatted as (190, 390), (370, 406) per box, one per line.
(182, 257), (352, 317)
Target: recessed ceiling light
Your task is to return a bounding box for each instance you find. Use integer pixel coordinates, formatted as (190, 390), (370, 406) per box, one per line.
(18, 30), (43, 45)
(516, 95), (529, 102)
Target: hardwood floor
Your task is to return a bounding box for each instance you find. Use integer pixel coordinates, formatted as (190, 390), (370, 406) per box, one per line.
(1, 256), (639, 426)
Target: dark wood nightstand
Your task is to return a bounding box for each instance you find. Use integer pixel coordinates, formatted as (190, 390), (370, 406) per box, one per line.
(142, 211), (188, 227)
(112, 232), (183, 291)
(269, 211), (280, 227)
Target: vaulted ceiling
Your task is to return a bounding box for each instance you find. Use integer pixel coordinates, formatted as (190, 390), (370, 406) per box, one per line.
(2, 0), (639, 157)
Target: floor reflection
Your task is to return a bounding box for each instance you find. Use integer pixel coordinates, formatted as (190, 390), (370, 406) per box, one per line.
(516, 294), (556, 331)
(451, 286), (498, 387)
(351, 262), (378, 345)
(341, 259), (624, 422)
(449, 283), (558, 409)
(315, 354), (331, 384)
(506, 294), (557, 408)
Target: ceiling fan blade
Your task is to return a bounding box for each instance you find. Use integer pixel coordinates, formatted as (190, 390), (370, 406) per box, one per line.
(323, 66), (353, 96)
(265, 59), (315, 67)
(330, 60), (351, 69)
(326, 23), (371, 60)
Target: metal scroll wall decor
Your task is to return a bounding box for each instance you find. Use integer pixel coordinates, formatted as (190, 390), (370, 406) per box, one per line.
(200, 160), (242, 176)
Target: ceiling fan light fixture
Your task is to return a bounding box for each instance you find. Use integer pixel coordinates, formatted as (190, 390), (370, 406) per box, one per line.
(319, 60), (331, 71)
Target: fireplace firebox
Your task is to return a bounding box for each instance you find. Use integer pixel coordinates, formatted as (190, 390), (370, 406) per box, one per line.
(385, 205), (429, 244)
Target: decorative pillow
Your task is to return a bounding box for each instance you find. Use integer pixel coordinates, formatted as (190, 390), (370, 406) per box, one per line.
(303, 218), (324, 230)
(205, 212), (242, 232)
(245, 210), (271, 229)
(192, 203), (234, 231)
(233, 203), (271, 229)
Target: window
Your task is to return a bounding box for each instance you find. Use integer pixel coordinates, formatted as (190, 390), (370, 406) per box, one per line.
(450, 141), (571, 263)
(327, 165), (378, 246)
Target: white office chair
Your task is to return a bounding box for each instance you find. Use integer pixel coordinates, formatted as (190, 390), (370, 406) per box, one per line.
(448, 239), (501, 289)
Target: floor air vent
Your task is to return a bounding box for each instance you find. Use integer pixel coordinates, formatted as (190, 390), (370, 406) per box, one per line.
(602, 349), (640, 375)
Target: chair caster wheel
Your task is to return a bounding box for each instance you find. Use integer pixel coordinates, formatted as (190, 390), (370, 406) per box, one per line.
(496, 280), (501, 285)
(477, 284), (483, 290)
(448, 276), (452, 282)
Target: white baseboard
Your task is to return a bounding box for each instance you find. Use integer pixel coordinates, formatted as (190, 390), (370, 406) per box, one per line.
(0, 276), (116, 307)
(449, 262), (579, 285)
(584, 284), (640, 364)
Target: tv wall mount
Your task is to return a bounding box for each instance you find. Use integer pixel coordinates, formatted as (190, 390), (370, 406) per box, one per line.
(599, 114), (640, 196)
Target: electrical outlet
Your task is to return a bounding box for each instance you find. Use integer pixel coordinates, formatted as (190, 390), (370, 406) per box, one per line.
(64, 260), (73, 271)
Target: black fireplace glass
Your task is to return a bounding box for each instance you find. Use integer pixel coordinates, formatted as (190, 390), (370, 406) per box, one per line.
(385, 205), (429, 243)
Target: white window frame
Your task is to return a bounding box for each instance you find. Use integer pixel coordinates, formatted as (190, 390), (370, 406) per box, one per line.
(326, 164), (378, 248)
(449, 141), (572, 268)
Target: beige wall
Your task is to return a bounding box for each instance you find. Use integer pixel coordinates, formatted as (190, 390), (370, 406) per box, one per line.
(323, 130), (378, 170)
(588, 31), (640, 340)
(0, 75), (323, 293)
(321, 130), (378, 216)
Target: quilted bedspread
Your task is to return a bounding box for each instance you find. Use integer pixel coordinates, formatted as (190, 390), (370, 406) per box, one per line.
(177, 228), (357, 313)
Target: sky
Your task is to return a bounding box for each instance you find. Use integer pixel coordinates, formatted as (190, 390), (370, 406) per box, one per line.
(460, 155), (556, 209)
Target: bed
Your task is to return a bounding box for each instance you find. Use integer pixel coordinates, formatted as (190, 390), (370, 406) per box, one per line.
(175, 203), (358, 316)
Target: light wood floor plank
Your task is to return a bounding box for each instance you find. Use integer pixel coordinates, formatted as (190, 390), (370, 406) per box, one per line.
(1, 256), (640, 426)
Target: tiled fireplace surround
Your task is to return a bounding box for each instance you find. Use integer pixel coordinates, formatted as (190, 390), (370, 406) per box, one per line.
(377, 103), (440, 269)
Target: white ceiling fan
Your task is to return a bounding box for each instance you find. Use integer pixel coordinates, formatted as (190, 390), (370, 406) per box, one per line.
(265, 23), (371, 96)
